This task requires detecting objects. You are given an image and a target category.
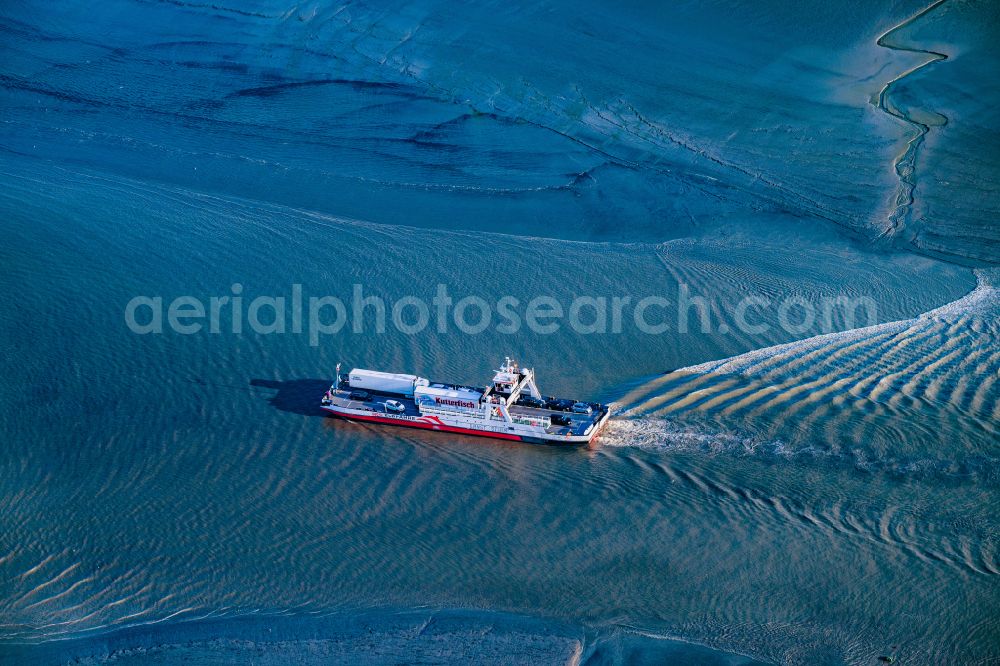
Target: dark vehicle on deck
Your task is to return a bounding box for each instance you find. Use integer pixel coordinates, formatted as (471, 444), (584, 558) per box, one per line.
(517, 395), (546, 408)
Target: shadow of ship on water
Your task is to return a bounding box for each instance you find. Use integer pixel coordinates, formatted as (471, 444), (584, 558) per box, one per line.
(251, 378), (331, 416)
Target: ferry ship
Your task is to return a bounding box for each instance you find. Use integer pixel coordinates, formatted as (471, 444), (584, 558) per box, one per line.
(320, 358), (611, 444)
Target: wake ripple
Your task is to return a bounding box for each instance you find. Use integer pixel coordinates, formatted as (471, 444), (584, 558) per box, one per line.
(612, 269), (1000, 479)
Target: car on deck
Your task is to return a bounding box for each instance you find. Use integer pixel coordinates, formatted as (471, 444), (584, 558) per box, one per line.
(516, 395), (546, 409)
